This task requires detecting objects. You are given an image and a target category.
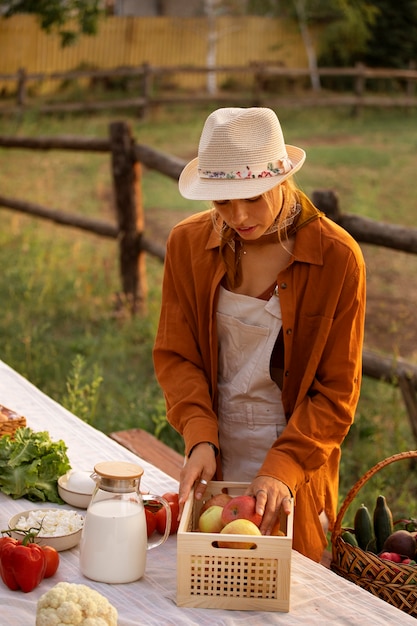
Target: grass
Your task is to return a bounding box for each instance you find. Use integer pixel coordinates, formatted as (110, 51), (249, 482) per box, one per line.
(0, 104), (417, 529)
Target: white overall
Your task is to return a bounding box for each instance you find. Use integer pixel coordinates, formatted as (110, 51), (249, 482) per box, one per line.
(216, 286), (286, 482)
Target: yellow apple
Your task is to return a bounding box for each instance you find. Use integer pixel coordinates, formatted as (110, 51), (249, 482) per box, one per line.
(198, 505), (225, 533)
(218, 519), (262, 549)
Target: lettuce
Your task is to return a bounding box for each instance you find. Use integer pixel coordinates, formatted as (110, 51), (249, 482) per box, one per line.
(0, 427), (71, 503)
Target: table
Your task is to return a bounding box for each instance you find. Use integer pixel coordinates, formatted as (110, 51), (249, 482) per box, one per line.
(0, 359), (414, 625)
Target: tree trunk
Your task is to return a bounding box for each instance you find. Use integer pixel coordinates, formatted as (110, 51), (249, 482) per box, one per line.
(292, 0), (321, 92)
(205, 0), (218, 95)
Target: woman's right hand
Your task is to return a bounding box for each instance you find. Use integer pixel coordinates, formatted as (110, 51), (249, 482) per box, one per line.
(178, 442), (217, 518)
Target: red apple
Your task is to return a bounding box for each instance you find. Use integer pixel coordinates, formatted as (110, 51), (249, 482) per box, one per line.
(379, 551), (402, 563)
(221, 495), (262, 528)
(218, 519), (262, 549)
(198, 505), (225, 533)
(155, 492), (180, 535)
(200, 493), (233, 515)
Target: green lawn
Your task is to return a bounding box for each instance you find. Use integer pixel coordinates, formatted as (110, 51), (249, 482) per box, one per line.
(1, 104), (416, 526)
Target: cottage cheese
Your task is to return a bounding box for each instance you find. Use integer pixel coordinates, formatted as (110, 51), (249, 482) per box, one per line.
(15, 509), (84, 536)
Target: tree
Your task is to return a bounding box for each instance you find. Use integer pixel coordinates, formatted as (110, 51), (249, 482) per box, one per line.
(0, 0), (102, 46)
(363, 0), (417, 68)
(317, 1), (378, 68)
(292, 0), (321, 91)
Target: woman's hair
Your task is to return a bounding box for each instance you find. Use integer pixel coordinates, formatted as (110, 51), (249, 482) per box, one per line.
(263, 178), (299, 243)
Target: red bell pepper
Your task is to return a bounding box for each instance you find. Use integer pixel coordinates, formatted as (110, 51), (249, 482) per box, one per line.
(0, 535), (46, 592)
(0, 537), (19, 590)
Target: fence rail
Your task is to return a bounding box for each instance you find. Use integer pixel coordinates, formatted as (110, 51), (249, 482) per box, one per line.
(1, 62), (417, 115)
(0, 123), (416, 439)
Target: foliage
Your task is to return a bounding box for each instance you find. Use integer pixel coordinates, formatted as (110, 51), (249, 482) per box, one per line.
(0, 0), (102, 46)
(0, 106), (416, 503)
(317, 1), (378, 68)
(61, 354), (103, 426)
(363, 0), (417, 68)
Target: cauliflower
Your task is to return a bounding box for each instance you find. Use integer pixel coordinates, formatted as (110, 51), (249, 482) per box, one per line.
(36, 582), (118, 626)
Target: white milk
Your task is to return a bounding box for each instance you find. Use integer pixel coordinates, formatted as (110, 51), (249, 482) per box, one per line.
(80, 498), (146, 583)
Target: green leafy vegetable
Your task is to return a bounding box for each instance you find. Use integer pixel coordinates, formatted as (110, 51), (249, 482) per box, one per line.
(0, 427), (71, 503)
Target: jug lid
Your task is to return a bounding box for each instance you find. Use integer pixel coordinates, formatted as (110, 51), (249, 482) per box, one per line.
(94, 461), (144, 480)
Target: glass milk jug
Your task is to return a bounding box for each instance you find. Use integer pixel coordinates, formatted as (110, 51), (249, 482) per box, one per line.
(79, 461), (171, 583)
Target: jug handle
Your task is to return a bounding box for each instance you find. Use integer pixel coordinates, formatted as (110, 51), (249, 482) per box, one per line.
(143, 494), (172, 550)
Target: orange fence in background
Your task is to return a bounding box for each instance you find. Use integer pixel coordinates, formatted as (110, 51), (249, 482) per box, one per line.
(0, 14), (313, 95)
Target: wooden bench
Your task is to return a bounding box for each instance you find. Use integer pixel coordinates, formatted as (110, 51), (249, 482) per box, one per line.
(110, 427), (332, 568)
(109, 428), (184, 481)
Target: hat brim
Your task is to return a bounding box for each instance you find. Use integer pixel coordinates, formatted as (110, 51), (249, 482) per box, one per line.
(178, 145), (306, 201)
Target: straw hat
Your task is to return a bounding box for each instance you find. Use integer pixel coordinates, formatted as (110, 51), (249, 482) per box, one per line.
(179, 107), (306, 201)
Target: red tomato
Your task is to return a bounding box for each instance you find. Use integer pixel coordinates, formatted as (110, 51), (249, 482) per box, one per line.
(155, 493), (180, 535)
(144, 508), (157, 538)
(41, 545), (60, 578)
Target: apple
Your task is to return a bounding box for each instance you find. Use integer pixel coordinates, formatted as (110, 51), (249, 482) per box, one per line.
(200, 493), (233, 515)
(379, 551), (403, 563)
(155, 492), (180, 535)
(198, 505), (225, 533)
(218, 519), (262, 549)
(221, 495), (262, 528)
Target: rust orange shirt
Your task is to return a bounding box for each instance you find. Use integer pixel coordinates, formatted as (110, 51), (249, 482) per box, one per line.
(153, 192), (366, 561)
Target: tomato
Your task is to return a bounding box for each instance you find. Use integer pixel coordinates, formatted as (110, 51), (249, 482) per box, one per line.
(144, 508), (157, 538)
(41, 545), (60, 578)
(155, 492), (180, 535)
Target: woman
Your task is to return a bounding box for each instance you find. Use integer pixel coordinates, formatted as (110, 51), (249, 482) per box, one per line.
(153, 107), (366, 561)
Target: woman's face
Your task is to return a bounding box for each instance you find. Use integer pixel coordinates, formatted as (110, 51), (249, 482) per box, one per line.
(213, 185), (282, 241)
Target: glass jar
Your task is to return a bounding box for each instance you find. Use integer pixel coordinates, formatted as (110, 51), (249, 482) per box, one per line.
(79, 461), (171, 583)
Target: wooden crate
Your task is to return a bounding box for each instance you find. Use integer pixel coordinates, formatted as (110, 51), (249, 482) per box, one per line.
(177, 481), (293, 612)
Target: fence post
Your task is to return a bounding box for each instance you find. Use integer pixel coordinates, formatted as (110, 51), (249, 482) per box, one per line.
(353, 62), (365, 117)
(141, 62), (151, 119)
(407, 60), (416, 97)
(17, 67), (27, 107)
(251, 61), (262, 106)
(109, 121), (147, 315)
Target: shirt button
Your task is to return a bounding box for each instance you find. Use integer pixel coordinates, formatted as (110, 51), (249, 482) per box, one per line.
(285, 370), (290, 377)
(286, 328), (292, 335)
(280, 282), (287, 289)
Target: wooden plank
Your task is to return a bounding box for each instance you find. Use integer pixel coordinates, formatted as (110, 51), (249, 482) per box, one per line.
(109, 428), (184, 481)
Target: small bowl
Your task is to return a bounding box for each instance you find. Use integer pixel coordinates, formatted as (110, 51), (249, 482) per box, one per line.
(58, 470), (95, 509)
(8, 509), (84, 552)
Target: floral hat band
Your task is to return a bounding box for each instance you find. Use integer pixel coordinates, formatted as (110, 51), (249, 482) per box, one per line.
(179, 107), (306, 201)
(198, 155), (293, 181)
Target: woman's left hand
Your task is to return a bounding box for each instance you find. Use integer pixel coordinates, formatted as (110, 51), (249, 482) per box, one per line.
(246, 476), (292, 535)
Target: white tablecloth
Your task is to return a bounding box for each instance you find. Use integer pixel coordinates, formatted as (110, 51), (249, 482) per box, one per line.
(0, 360), (414, 625)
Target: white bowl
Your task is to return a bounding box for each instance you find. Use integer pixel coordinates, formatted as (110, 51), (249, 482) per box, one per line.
(8, 508), (84, 551)
(58, 470), (95, 509)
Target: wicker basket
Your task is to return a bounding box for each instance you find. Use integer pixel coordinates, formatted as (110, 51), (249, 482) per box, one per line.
(331, 450), (417, 616)
(0, 404), (26, 438)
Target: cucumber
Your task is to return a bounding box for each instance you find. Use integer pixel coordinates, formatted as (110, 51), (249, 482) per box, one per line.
(373, 494), (394, 553)
(354, 503), (374, 550)
(342, 531), (359, 547)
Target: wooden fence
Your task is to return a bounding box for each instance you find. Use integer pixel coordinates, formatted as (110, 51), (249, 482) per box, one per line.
(1, 62), (417, 116)
(0, 121), (417, 439)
